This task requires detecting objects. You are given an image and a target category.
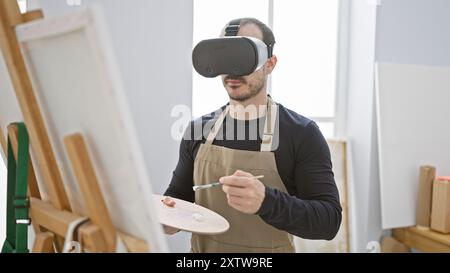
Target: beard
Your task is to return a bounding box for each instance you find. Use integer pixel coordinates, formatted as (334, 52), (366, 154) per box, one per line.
(223, 75), (265, 102)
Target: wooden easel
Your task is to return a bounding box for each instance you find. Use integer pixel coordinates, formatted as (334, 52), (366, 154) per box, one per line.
(0, 0), (149, 253)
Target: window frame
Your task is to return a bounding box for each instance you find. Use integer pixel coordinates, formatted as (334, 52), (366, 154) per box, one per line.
(333, 0), (350, 138)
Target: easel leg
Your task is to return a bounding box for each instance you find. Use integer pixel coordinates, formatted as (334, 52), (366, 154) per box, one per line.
(64, 134), (117, 252)
(32, 232), (55, 253)
(0, 130), (6, 154)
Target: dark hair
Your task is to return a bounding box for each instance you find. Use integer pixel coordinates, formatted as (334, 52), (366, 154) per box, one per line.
(226, 17), (276, 56)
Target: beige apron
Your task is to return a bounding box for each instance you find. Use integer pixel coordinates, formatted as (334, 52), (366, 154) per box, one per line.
(191, 97), (295, 253)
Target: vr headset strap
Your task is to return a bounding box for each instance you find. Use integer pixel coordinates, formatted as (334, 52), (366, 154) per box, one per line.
(225, 19), (241, 37)
(225, 19), (273, 58)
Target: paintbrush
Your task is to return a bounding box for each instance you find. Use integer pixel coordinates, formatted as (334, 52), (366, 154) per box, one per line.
(192, 175), (264, 191)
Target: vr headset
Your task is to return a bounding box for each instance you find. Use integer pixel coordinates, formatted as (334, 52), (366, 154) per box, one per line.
(192, 19), (273, 78)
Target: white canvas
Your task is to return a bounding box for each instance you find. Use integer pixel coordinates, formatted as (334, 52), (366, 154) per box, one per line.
(15, 7), (168, 251)
(375, 62), (450, 229)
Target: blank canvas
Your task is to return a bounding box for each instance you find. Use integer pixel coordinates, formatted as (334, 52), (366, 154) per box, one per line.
(375, 63), (450, 229)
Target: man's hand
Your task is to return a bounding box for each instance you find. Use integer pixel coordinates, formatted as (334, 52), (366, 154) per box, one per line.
(220, 170), (266, 214)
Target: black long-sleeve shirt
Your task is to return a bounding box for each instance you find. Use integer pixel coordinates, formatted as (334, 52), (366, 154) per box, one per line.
(165, 102), (342, 240)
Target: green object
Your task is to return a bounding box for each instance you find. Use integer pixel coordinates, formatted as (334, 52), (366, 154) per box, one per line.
(2, 123), (30, 253)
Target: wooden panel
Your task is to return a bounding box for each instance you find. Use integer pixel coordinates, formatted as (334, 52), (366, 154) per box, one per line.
(376, 63), (450, 228)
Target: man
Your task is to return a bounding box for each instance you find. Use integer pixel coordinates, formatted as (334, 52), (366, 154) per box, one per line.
(164, 18), (342, 253)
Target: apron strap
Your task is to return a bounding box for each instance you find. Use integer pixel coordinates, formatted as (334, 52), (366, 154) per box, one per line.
(205, 106), (230, 145)
(261, 97), (278, 152)
(205, 97), (278, 152)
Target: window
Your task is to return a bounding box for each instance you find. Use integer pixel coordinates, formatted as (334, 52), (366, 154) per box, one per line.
(271, 1), (339, 137)
(193, 0), (343, 138)
(18, 0), (27, 13)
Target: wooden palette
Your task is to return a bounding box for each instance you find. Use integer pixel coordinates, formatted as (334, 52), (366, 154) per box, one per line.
(153, 194), (230, 235)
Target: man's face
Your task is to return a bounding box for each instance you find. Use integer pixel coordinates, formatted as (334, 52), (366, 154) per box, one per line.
(221, 24), (269, 102)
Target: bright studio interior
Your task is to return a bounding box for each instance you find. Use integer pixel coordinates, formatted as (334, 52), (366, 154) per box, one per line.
(0, 0), (449, 255)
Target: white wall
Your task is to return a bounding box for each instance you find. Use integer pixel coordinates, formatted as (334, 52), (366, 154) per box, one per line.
(376, 0), (450, 66)
(30, 0), (193, 252)
(344, 0), (384, 252)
